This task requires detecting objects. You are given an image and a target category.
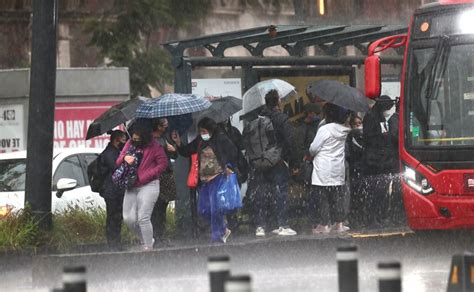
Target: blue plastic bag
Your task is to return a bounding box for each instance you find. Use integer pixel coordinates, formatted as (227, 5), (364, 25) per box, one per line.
(215, 173), (242, 213)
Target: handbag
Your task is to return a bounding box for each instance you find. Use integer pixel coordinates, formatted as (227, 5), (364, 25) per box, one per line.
(112, 146), (141, 189)
(215, 173), (242, 213)
(187, 153), (199, 188)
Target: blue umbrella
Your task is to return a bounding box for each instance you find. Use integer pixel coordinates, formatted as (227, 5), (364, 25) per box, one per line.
(136, 93), (211, 118)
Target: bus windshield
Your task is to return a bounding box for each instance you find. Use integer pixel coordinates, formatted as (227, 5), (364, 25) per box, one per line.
(407, 42), (474, 147)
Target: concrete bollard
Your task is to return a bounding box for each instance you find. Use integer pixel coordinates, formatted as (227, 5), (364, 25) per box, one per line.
(337, 246), (359, 292)
(378, 262), (401, 292)
(208, 255), (231, 292)
(446, 252), (474, 292)
(62, 266), (87, 292)
(224, 275), (252, 292)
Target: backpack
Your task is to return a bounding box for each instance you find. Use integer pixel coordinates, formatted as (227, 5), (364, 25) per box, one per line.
(87, 155), (105, 193)
(243, 115), (282, 170)
(112, 146), (142, 190)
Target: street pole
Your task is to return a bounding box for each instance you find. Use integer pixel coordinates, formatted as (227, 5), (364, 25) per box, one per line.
(25, 0), (58, 230)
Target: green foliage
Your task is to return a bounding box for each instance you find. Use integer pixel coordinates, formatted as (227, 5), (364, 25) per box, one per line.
(0, 205), (176, 253)
(85, 0), (211, 97)
(0, 209), (39, 251)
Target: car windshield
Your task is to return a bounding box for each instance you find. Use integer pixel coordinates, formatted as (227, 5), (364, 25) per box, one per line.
(407, 42), (474, 147)
(0, 159), (26, 192)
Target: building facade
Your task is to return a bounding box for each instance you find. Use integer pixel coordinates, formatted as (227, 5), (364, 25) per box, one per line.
(0, 0), (436, 69)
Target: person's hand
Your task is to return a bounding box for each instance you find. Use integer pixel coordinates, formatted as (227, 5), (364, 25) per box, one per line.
(124, 155), (135, 165)
(291, 168), (300, 176)
(225, 167), (234, 176)
(171, 130), (181, 146)
(166, 143), (176, 153)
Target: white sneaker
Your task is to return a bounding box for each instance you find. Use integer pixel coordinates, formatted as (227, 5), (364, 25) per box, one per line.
(221, 228), (232, 243)
(277, 227), (297, 236)
(256, 227), (266, 237)
(332, 223), (350, 234)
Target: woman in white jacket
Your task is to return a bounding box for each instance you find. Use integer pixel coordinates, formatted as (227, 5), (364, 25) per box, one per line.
(309, 103), (351, 234)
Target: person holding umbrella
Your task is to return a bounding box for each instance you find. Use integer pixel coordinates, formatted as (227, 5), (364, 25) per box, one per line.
(249, 89), (299, 237)
(308, 103), (352, 234)
(99, 130), (127, 250)
(116, 119), (168, 251)
(171, 117), (238, 243)
(151, 118), (177, 245)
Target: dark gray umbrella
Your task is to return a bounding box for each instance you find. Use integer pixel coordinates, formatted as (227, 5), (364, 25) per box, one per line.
(86, 97), (146, 140)
(307, 80), (369, 112)
(193, 96), (242, 124)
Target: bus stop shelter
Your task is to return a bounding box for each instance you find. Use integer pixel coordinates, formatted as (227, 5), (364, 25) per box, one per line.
(163, 24), (408, 238)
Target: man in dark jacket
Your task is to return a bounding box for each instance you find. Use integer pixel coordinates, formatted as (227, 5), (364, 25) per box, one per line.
(100, 130), (127, 249)
(362, 95), (398, 227)
(293, 103), (322, 163)
(251, 89), (299, 237)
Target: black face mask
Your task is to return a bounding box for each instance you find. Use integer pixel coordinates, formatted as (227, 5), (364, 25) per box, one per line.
(118, 142), (125, 150)
(131, 140), (143, 148)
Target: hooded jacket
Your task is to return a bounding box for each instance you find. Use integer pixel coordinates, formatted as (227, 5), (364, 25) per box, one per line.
(309, 122), (351, 186)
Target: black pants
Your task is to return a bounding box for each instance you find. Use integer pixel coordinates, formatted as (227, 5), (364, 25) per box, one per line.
(348, 176), (366, 227)
(151, 197), (169, 241)
(309, 185), (346, 226)
(364, 174), (391, 225)
(105, 196), (124, 246)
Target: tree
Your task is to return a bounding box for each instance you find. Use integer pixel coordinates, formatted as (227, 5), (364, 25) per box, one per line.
(86, 0), (211, 97)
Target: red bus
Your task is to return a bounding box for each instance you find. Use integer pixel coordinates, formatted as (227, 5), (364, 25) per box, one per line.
(365, 0), (474, 230)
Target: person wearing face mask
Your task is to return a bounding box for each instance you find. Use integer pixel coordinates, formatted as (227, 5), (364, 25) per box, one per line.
(171, 117), (238, 243)
(116, 119), (168, 251)
(150, 118), (177, 245)
(361, 95), (398, 228)
(99, 129), (127, 250)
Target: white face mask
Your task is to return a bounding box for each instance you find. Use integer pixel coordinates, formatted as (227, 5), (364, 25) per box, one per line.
(383, 106), (396, 120)
(201, 133), (211, 141)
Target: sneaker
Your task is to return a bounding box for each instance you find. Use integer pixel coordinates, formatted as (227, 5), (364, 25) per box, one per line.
(332, 223), (350, 233)
(277, 227), (297, 236)
(255, 227), (266, 237)
(221, 228), (232, 243)
(312, 224), (331, 234)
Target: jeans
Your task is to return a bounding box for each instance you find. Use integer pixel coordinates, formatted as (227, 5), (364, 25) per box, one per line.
(123, 180), (160, 247)
(253, 162), (289, 229)
(104, 195), (124, 246)
(198, 175), (226, 241)
(309, 185), (346, 226)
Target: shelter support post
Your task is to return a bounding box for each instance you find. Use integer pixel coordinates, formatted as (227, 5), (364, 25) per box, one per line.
(25, 0), (58, 230)
(172, 57), (197, 239)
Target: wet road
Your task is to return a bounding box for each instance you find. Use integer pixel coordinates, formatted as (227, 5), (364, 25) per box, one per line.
(3, 230), (474, 292)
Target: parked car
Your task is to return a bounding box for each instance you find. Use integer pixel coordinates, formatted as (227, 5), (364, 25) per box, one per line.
(0, 148), (106, 218)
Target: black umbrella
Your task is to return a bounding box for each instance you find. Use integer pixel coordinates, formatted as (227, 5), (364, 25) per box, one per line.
(193, 96), (242, 124)
(86, 97), (147, 140)
(307, 80), (369, 112)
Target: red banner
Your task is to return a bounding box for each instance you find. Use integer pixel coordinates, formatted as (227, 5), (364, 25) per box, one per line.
(54, 101), (120, 149)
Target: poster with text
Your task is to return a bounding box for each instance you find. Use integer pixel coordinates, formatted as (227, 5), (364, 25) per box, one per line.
(0, 104), (24, 153)
(191, 78), (243, 131)
(54, 101), (119, 149)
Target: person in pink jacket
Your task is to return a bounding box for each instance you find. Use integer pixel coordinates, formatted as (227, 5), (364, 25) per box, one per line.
(116, 119), (168, 250)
